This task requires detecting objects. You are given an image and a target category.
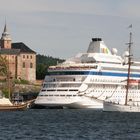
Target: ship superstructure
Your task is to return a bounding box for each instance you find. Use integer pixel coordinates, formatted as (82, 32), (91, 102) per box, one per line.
(35, 38), (140, 109)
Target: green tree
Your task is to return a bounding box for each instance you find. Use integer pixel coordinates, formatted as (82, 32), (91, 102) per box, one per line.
(0, 55), (8, 77)
(0, 55), (9, 97)
(36, 54), (65, 79)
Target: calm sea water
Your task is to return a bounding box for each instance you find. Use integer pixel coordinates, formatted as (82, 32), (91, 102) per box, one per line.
(0, 109), (140, 140)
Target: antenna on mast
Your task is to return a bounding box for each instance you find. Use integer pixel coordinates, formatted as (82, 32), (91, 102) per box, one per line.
(125, 25), (133, 105)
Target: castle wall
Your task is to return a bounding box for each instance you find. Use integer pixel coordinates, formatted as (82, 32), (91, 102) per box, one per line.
(17, 53), (36, 82)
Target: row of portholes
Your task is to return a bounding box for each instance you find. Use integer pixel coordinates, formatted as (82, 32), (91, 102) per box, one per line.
(91, 79), (120, 83)
(43, 84), (80, 88)
(92, 90), (140, 94)
(39, 94), (140, 98)
(90, 86), (116, 89)
(112, 96), (140, 98)
(40, 94), (81, 97)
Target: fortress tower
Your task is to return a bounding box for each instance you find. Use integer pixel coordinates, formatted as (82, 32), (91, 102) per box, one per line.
(0, 23), (12, 49)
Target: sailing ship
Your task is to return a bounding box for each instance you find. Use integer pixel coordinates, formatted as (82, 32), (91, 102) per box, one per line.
(0, 57), (28, 111)
(0, 90), (28, 111)
(103, 32), (140, 112)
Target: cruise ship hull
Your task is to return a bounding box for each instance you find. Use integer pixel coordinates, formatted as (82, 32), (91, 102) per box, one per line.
(35, 96), (103, 109)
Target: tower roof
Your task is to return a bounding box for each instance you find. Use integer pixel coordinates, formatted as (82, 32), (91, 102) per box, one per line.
(3, 23), (7, 33)
(1, 23), (11, 40)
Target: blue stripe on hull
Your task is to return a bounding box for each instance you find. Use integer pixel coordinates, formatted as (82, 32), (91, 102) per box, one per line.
(49, 71), (140, 78)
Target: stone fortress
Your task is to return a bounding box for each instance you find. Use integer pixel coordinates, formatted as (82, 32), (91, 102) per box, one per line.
(0, 24), (36, 82)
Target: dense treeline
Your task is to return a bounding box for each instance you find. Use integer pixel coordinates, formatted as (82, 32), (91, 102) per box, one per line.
(36, 54), (65, 79)
(0, 55), (7, 77)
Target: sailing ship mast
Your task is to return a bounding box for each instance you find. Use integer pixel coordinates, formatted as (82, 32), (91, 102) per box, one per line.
(7, 55), (11, 100)
(125, 32), (133, 105)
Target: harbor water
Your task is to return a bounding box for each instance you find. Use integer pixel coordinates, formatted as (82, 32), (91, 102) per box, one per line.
(0, 109), (140, 140)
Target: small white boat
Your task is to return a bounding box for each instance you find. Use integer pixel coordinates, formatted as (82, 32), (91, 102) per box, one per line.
(103, 101), (140, 112)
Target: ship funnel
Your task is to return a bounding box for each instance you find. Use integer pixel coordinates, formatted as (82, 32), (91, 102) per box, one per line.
(87, 38), (111, 54)
(92, 38), (102, 42)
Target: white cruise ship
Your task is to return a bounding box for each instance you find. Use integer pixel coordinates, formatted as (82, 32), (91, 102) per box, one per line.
(35, 38), (140, 109)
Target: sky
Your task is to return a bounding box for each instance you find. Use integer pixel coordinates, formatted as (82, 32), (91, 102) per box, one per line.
(0, 0), (140, 59)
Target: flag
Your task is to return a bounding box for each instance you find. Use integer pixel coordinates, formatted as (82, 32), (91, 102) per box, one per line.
(128, 24), (132, 28)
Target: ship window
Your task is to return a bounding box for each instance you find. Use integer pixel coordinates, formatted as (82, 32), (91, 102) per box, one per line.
(78, 95), (82, 96)
(47, 89), (56, 91)
(57, 89), (68, 91)
(43, 84), (46, 88)
(69, 89), (78, 91)
(41, 89), (46, 92)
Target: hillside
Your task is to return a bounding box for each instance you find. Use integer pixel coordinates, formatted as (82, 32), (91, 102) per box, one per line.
(36, 54), (65, 79)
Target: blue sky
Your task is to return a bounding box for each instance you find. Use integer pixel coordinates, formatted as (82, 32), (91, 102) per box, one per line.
(0, 0), (140, 59)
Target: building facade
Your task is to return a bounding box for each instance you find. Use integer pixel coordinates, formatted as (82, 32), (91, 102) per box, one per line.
(0, 24), (36, 82)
